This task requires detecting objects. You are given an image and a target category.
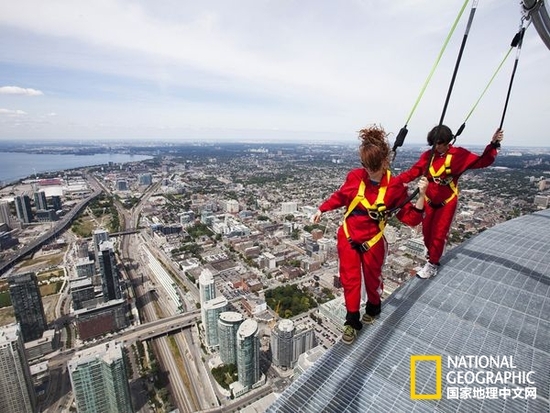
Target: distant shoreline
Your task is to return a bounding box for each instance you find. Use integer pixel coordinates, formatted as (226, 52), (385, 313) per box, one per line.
(0, 152), (153, 187)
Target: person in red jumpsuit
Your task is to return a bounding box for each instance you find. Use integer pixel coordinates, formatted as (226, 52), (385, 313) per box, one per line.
(312, 125), (428, 344)
(398, 125), (504, 279)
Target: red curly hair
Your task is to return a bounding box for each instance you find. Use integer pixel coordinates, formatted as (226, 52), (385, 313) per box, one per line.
(358, 124), (390, 172)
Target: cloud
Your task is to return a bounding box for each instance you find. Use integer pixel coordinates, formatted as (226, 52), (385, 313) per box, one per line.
(0, 86), (44, 96)
(0, 108), (28, 115)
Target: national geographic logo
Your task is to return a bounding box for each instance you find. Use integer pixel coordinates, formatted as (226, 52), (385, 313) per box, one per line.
(410, 355), (442, 399)
(410, 355), (537, 401)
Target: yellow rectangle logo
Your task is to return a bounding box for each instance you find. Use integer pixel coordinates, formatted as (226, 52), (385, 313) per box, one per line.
(410, 355), (442, 399)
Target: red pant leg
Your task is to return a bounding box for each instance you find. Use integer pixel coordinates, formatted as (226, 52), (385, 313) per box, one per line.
(337, 227), (362, 312)
(360, 238), (386, 306)
(423, 199), (457, 264)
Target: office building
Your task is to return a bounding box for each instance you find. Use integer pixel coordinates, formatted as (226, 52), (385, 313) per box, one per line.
(68, 341), (133, 413)
(14, 195), (33, 224)
(0, 323), (36, 413)
(92, 229), (109, 255)
(0, 201), (11, 226)
(218, 312), (244, 365)
(70, 278), (95, 310)
(138, 173), (152, 186)
(281, 201), (298, 214)
(35, 209), (58, 222)
(98, 241), (121, 301)
(74, 299), (128, 341)
(203, 296), (228, 348)
(199, 268), (216, 303)
(115, 180), (128, 191)
(33, 191), (47, 210)
(75, 257), (95, 278)
(0, 231), (18, 251)
(8, 272), (47, 343)
(271, 320), (317, 369)
(271, 319), (295, 368)
(51, 195), (62, 211)
(236, 319), (260, 389)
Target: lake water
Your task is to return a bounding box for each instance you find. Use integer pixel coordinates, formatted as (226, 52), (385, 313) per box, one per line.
(0, 152), (153, 185)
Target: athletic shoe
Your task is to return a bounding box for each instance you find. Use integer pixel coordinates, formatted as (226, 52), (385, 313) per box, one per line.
(341, 325), (357, 344)
(362, 313), (378, 324)
(417, 262), (439, 279)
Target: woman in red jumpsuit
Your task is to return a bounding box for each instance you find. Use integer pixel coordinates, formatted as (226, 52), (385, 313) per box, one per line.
(312, 125), (428, 344)
(398, 125), (504, 279)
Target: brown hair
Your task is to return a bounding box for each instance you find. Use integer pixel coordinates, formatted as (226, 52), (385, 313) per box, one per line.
(427, 124), (453, 146)
(358, 124), (390, 172)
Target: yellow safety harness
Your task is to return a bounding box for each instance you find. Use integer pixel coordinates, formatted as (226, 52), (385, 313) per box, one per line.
(426, 153), (458, 207)
(342, 170), (390, 251)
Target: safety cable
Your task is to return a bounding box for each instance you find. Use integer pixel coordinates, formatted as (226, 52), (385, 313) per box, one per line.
(499, 24), (527, 130)
(391, 0), (471, 160)
(454, 19), (529, 140)
(439, 0), (480, 127)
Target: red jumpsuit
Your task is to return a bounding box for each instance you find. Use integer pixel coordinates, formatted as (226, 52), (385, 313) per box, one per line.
(318, 168), (423, 315)
(398, 144), (498, 265)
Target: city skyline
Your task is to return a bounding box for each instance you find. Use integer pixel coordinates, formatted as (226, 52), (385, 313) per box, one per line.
(1, 1), (549, 146)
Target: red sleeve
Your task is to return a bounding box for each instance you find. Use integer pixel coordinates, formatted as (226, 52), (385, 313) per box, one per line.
(397, 150), (431, 183)
(387, 178), (423, 227)
(453, 144), (498, 174)
(396, 203), (423, 227)
(318, 169), (362, 213)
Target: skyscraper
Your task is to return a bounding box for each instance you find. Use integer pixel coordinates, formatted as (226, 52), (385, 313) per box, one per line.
(271, 319), (295, 368)
(98, 241), (121, 301)
(92, 229), (109, 255)
(218, 312), (244, 365)
(203, 296), (228, 348)
(198, 268), (216, 303)
(68, 341), (133, 413)
(0, 201), (11, 226)
(236, 319), (260, 389)
(8, 272), (47, 343)
(0, 324), (36, 413)
(14, 195), (33, 224)
(33, 191), (47, 210)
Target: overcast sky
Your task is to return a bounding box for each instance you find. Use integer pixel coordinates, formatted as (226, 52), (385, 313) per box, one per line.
(0, 0), (549, 146)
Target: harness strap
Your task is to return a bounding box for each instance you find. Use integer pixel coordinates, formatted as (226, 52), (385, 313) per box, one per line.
(342, 170), (390, 249)
(426, 152), (458, 207)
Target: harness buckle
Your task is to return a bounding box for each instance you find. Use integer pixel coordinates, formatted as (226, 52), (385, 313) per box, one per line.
(433, 176), (453, 186)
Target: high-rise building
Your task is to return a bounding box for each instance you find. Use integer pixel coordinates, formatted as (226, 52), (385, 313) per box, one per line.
(75, 257), (95, 278)
(92, 229), (109, 255)
(271, 319), (295, 368)
(14, 195), (33, 224)
(0, 324), (37, 413)
(236, 319), (260, 389)
(0, 201), (11, 226)
(218, 312), (244, 365)
(116, 180), (128, 191)
(8, 272), (47, 343)
(33, 191), (47, 210)
(70, 278), (95, 310)
(268, 320), (315, 367)
(138, 173), (152, 186)
(51, 195), (62, 211)
(203, 296), (228, 348)
(198, 268), (216, 303)
(68, 341), (133, 413)
(98, 241), (121, 301)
